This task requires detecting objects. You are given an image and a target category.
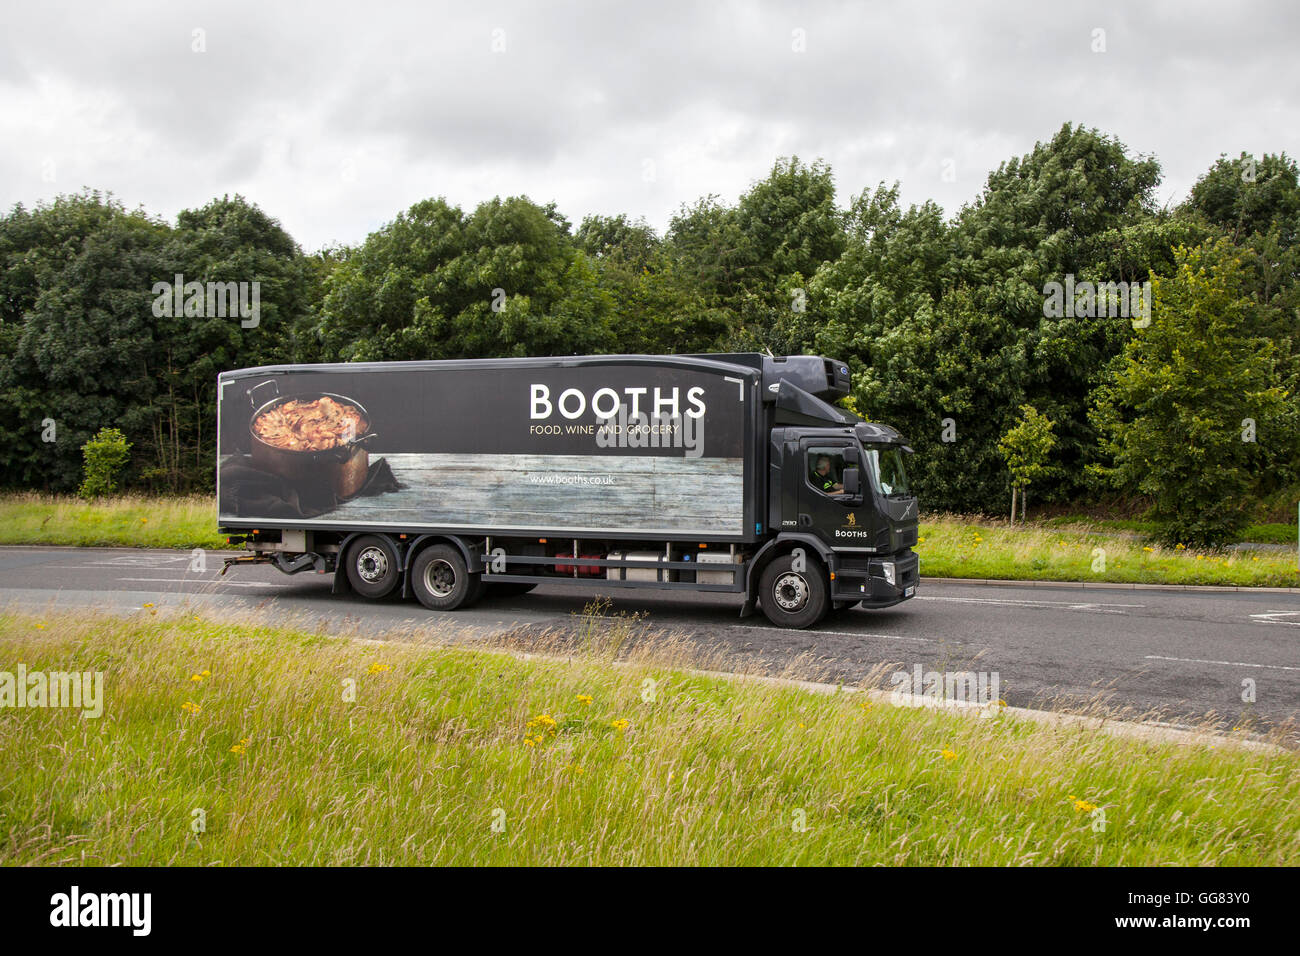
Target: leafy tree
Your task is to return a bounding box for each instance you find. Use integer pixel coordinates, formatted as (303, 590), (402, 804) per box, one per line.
(732, 157), (845, 291)
(316, 195), (617, 361)
(665, 193), (748, 309)
(1090, 242), (1291, 545)
(997, 405), (1056, 523)
(150, 195), (312, 489)
(855, 291), (1028, 512)
(952, 123), (1163, 504)
(1, 199), (171, 491)
(0, 192), (142, 490)
(576, 214), (659, 271)
(1184, 152), (1300, 246)
(804, 183), (951, 376)
(78, 426), (131, 498)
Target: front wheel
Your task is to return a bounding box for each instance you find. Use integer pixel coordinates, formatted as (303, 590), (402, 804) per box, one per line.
(759, 554), (829, 629)
(410, 545), (484, 611)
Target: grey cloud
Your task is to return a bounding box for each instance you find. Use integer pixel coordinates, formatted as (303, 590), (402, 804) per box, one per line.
(1, 0), (1297, 249)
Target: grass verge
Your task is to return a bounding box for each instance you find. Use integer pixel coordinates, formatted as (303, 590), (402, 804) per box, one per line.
(1041, 514), (1299, 547)
(1, 609), (1296, 865)
(918, 517), (1298, 587)
(0, 494), (227, 550)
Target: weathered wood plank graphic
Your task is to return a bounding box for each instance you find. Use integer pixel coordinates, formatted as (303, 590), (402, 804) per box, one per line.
(324, 453), (744, 534)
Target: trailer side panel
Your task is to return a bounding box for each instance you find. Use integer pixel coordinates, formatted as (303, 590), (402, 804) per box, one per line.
(217, 357), (757, 540)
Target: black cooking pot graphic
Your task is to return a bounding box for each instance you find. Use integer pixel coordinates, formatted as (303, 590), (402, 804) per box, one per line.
(245, 379), (378, 498)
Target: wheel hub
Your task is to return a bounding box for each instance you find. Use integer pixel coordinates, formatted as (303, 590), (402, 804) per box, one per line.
(357, 546), (388, 583)
(773, 572), (808, 611)
(424, 559), (456, 598)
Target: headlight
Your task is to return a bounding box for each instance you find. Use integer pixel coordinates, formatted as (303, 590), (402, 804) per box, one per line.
(880, 561), (896, 587)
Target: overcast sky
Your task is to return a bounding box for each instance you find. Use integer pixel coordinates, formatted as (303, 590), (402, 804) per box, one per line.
(2, 0), (1297, 251)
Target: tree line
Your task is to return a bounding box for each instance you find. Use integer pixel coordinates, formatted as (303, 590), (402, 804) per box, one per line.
(1, 123), (1296, 543)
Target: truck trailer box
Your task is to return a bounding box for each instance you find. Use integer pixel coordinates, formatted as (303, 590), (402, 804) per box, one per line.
(217, 355), (761, 542)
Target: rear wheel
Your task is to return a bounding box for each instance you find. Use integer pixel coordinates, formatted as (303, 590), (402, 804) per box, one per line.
(410, 545), (483, 611)
(345, 535), (400, 599)
(759, 554), (829, 629)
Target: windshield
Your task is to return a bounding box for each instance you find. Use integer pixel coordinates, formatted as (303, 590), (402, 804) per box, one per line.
(863, 445), (911, 497)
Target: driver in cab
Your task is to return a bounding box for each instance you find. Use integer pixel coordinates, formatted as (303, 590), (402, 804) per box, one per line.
(811, 454), (844, 495)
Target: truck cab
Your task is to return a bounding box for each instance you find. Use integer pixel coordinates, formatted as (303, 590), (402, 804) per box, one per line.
(773, 422), (919, 611)
(709, 353), (921, 627)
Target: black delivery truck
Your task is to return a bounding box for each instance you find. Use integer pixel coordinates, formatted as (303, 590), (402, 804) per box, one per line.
(216, 353), (919, 628)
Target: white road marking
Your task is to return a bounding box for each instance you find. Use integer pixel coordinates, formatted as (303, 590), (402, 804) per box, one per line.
(89, 556), (192, 566)
(1145, 654), (1300, 672)
(917, 595), (1143, 614)
(117, 577), (291, 589)
(1250, 610), (1300, 627)
(728, 625), (936, 643)
(59, 564), (200, 571)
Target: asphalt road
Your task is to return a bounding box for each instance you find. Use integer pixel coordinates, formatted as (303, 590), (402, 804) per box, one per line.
(2, 546), (1297, 742)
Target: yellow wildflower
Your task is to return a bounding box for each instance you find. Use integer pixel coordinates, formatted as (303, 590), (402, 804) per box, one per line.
(941, 748), (957, 761)
(181, 701), (201, 715)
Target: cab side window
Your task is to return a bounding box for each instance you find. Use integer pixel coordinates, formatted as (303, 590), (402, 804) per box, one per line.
(807, 447), (847, 497)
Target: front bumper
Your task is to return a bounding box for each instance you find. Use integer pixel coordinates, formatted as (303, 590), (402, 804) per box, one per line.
(831, 549), (919, 608)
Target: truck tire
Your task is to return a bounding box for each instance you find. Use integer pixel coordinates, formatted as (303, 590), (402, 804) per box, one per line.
(346, 535), (400, 599)
(410, 545), (483, 611)
(759, 554), (829, 629)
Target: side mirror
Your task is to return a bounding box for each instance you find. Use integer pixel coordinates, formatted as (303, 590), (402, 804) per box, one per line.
(843, 445), (860, 465)
(842, 466), (860, 497)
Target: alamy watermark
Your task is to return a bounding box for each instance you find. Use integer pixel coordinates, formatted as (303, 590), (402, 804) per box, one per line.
(595, 409), (703, 458)
(50, 886), (150, 936)
(1, 665), (103, 718)
(151, 273), (260, 328)
(1043, 274), (1151, 328)
(890, 665), (1002, 715)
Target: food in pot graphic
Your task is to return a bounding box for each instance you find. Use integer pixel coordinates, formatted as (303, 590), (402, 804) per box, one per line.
(246, 380), (377, 498)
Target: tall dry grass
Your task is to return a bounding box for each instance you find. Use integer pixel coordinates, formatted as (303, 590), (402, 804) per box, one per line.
(1, 604), (1296, 866)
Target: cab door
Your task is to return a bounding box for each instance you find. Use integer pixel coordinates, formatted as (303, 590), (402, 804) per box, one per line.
(796, 438), (868, 549)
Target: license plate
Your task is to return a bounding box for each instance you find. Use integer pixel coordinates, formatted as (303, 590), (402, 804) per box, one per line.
(904, 585), (915, 597)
